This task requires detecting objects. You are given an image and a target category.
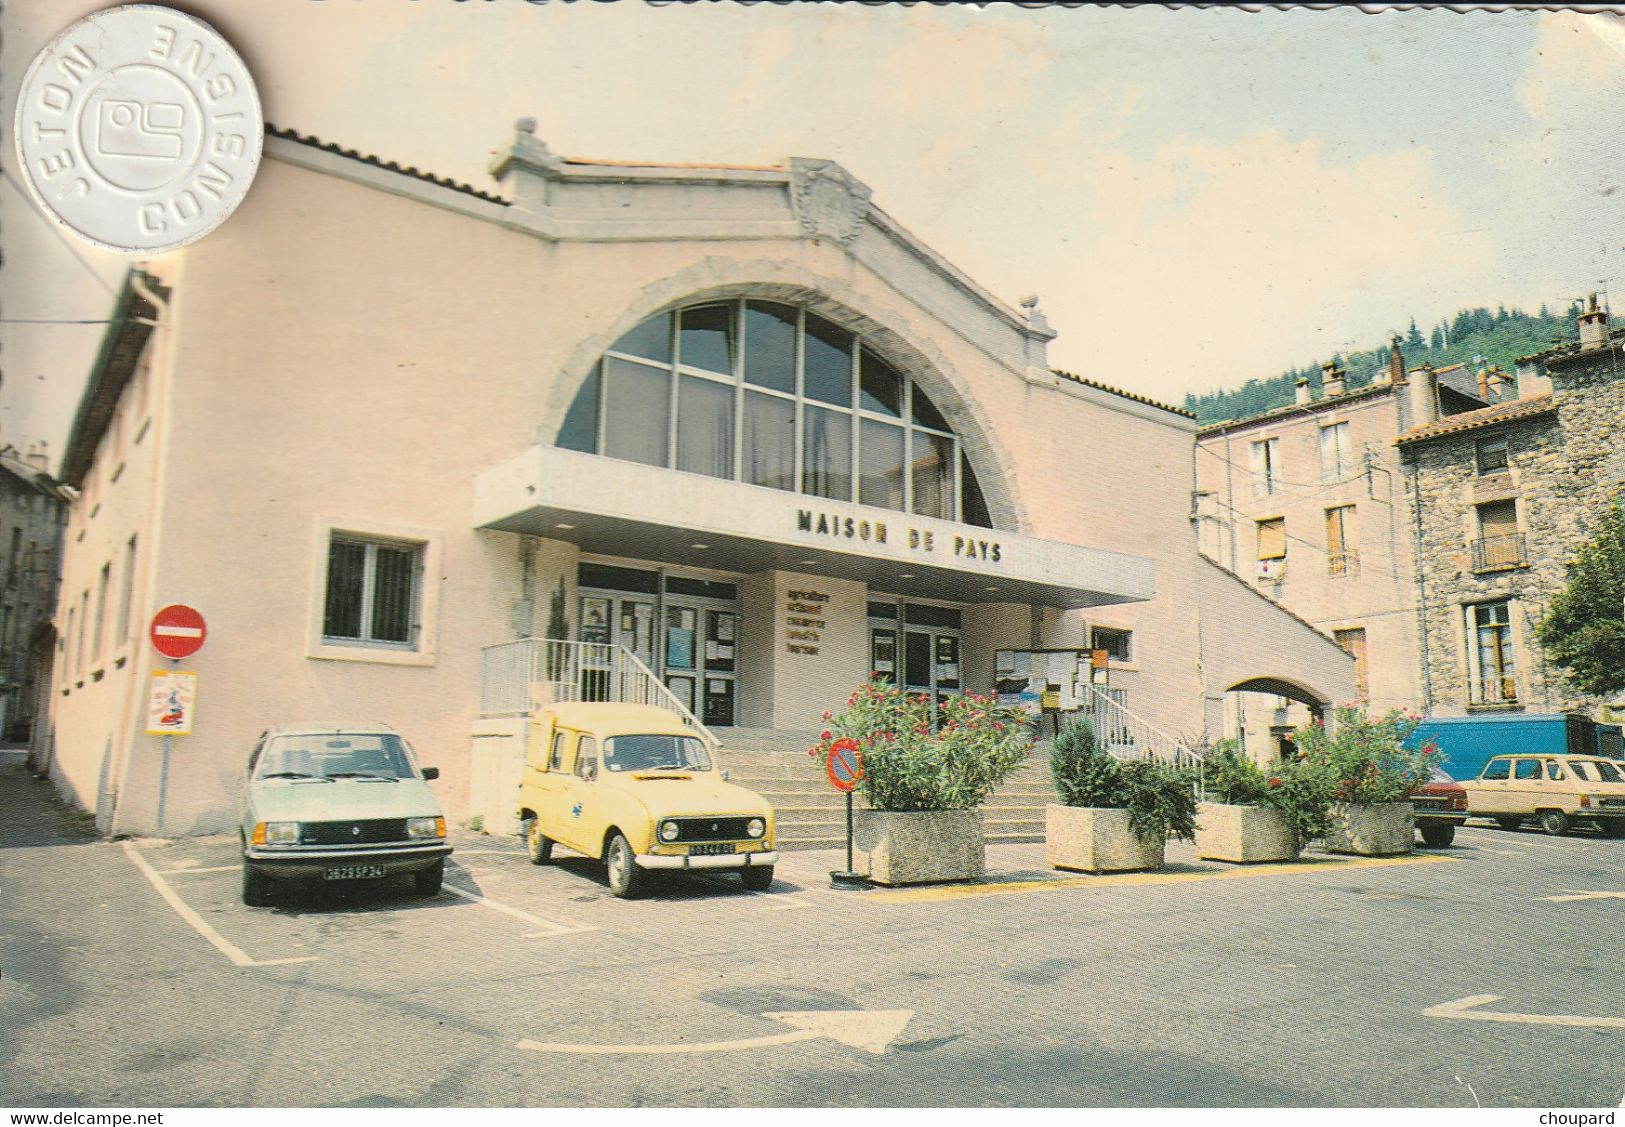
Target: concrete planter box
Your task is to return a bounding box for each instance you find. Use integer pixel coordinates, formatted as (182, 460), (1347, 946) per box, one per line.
(1044, 804), (1164, 873)
(1195, 802), (1299, 864)
(853, 809), (984, 886)
(1322, 801), (1415, 856)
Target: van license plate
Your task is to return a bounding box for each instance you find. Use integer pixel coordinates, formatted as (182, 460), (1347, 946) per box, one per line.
(324, 864), (385, 880)
(690, 843), (737, 856)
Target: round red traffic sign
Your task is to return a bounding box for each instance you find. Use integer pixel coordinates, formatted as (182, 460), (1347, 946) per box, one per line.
(150, 604), (207, 660)
(826, 738), (864, 793)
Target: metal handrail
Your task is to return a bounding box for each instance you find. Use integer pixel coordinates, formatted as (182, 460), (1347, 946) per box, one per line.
(1083, 686), (1203, 770)
(1471, 533), (1526, 571)
(479, 638), (721, 753)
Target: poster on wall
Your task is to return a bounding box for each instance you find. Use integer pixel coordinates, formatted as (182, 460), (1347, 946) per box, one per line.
(145, 671), (197, 736)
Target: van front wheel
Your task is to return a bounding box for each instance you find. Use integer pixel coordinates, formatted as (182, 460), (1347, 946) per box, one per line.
(605, 833), (643, 899)
(525, 817), (553, 865)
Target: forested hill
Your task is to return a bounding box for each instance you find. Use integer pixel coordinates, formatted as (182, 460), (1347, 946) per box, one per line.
(1184, 303), (1582, 425)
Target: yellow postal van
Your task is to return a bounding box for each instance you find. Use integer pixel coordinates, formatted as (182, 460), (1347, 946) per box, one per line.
(517, 702), (778, 897)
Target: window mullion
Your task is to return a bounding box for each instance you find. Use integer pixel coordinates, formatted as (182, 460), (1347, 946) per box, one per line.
(848, 341), (859, 502)
(793, 309), (805, 495)
(359, 542), (378, 643)
(732, 299), (745, 483)
(902, 378), (913, 514)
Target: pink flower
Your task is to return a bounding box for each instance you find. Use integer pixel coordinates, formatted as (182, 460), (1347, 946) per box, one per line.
(822, 709), (832, 721)
(820, 729), (832, 741)
(995, 722), (1004, 731)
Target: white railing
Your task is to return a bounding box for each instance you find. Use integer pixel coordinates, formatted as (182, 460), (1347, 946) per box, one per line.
(480, 638), (720, 752)
(1083, 686), (1203, 773)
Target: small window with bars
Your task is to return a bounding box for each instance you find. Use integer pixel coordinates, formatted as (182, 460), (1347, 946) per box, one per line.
(323, 534), (422, 648)
(1090, 626), (1132, 664)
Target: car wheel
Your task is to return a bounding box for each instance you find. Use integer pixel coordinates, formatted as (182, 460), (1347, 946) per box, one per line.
(1418, 823), (1455, 848)
(604, 833), (643, 899)
(1538, 810), (1569, 837)
(524, 817), (553, 865)
(413, 859), (444, 896)
(241, 863), (274, 907)
(739, 865), (775, 892)
(1494, 816), (1523, 831)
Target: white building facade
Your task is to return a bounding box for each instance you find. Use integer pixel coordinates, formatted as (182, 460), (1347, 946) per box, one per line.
(47, 122), (1353, 836)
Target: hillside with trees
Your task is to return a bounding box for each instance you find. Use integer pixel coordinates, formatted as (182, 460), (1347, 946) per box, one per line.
(1184, 302), (1584, 424)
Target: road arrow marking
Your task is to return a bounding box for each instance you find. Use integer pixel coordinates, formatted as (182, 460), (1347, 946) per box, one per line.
(1540, 890), (1625, 903)
(518, 1009), (913, 1056)
(1425, 995), (1625, 1029)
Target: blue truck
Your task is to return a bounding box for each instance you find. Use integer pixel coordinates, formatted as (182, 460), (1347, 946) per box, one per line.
(1404, 713), (1625, 782)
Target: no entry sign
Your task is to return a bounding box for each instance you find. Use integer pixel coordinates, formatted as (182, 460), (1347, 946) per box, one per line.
(150, 604), (207, 660)
(826, 738), (864, 793)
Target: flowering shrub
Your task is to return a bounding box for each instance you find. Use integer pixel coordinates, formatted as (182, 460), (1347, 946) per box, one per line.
(1202, 738), (1329, 847)
(1050, 718), (1197, 846)
(1289, 707), (1439, 805)
(807, 679), (1033, 812)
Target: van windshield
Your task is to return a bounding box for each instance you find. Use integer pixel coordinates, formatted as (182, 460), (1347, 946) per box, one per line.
(256, 733), (416, 780)
(603, 734), (712, 773)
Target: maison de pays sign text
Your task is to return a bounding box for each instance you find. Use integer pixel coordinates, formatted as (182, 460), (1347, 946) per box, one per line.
(796, 509), (1002, 563)
(785, 589), (827, 656)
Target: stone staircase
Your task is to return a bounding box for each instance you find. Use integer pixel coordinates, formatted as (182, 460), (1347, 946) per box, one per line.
(718, 727), (1056, 851)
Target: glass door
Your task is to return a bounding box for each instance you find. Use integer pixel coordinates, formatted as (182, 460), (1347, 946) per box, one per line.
(663, 605), (699, 717)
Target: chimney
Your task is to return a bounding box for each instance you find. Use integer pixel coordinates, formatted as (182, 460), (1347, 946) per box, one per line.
(1579, 292), (1609, 349)
(1477, 366), (1491, 402)
(1516, 356), (1553, 400)
(24, 441), (49, 472)
(1387, 333), (1406, 386)
(1295, 377), (1312, 406)
(1321, 361), (1346, 397)
(1409, 364), (1439, 427)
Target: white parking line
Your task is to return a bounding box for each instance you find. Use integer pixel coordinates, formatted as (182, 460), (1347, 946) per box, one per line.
(156, 864), (242, 875)
(121, 841), (318, 968)
(440, 882), (597, 937)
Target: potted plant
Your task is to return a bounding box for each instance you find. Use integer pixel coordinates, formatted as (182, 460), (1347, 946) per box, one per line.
(1045, 718), (1197, 873)
(808, 679), (1032, 886)
(1194, 741), (1322, 864)
(1290, 707), (1435, 856)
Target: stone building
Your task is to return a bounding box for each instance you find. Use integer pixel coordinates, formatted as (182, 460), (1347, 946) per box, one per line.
(1195, 339), (1500, 752)
(0, 442), (68, 759)
(1396, 295), (1624, 717)
(47, 120), (1352, 837)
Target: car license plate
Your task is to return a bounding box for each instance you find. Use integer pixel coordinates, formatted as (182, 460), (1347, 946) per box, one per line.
(689, 842), (737, 856)
(323, 864), (386, 881)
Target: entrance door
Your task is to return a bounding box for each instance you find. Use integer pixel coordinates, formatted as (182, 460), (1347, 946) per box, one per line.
(902, 629), (961, 719)
(579, 592), (656, 700)
(662, 603), (737, 726)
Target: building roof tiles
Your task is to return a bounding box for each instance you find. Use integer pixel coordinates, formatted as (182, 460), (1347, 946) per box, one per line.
(1393, 393), (1556, 446)
(266, 124), (510, 205)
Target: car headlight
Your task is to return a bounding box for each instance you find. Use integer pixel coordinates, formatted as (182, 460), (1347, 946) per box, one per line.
(747, 817), (765, 839)
(407, 816), (446, 839)
(257, 821), (299, 847)
(659, 820), (681, 843)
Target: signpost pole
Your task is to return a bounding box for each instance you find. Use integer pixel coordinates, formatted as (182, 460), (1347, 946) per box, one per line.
(155, 656), (176, 837)
(845, 789), (854, 876)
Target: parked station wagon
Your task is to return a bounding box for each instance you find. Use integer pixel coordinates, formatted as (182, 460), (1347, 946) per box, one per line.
(517, 702), (777, 898)
(239, 723), (452, 906)
(1462, 753), (1625, 837)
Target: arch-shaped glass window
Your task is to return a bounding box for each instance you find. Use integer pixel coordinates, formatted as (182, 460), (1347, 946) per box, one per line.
(558, 298), (994, 527)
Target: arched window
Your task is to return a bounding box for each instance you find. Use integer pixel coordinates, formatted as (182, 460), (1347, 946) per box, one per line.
(557, 299), (993, 527)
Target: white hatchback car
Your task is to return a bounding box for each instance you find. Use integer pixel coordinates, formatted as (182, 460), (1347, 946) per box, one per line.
(239, 723), (452, 906)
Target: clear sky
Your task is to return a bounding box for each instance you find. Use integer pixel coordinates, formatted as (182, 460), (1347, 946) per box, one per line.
(4, 2), (1623, 467)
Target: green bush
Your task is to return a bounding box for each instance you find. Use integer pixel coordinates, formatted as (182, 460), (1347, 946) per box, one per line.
(809, 679), (1033, 812)
(1050, 719), (1197, 846)
(1202, 739), (1329, 847)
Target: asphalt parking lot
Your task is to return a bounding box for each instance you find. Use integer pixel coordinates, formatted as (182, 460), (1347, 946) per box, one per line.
(3, 753), (1622, 1108)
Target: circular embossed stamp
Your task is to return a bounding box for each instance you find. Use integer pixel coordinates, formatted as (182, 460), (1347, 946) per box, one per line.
(14, 4), (263, 254)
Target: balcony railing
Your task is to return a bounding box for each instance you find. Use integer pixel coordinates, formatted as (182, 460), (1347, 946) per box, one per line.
(1472, 676), (1519, 705)
(1471, 533), (1527, 571)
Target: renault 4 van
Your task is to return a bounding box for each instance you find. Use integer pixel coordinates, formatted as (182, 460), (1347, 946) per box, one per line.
(517, 702), (777, 898)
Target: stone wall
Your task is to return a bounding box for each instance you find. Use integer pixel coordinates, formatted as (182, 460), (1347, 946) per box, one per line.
(1404, 338), (1625, 717)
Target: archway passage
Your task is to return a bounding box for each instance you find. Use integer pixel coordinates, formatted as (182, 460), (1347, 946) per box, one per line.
(1223, 677), (1332, 766)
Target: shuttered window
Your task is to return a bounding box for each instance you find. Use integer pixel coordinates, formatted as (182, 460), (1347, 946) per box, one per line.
(1256, 518), (1286, 560)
